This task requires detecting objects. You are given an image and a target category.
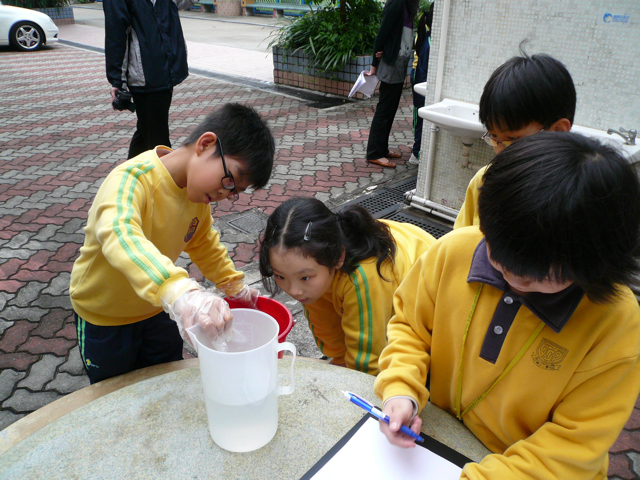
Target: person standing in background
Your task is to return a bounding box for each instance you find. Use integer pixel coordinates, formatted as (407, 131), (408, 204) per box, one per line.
(364, 0), (420, 168)
(408, 1), (433, 165)
(103, 0), (194, 159)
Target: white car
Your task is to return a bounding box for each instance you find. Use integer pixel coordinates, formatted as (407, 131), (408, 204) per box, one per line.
(0, 0), (58, 51)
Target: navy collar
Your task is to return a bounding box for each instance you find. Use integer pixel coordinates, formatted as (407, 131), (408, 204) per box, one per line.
(467, 238), (585, 333)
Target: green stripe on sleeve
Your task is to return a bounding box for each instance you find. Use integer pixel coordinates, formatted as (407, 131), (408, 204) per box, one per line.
(76, 316), (86, 365)
(112, 162), (169, 286)
(305, 305), (325, 351)
(351, 266), (374, 373)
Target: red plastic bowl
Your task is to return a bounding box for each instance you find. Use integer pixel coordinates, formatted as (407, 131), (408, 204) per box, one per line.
(225, 296), (294, 344)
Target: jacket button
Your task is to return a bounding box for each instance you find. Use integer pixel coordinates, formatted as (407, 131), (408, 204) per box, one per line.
(494, 325), (504, 335)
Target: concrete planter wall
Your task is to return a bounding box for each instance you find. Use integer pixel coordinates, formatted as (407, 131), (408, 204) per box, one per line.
(35, 6), (74, 25)
(216, 0), (241, 16)
(273, 46), (375, 99)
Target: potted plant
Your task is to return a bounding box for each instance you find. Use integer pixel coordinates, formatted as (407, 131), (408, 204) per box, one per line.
(270, 0), (382, 98)
(3, 0), (75, 25)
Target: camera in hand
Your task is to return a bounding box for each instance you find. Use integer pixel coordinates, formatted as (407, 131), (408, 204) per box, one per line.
(112, 89), (136, 112)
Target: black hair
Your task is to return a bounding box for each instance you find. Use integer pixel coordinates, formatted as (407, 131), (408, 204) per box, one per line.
(405, 0), (420, 21)
(182, 103), (275, 189)
(414, 2), (434, 54)
(425, 1), (434, 28)
(259, 197), (397, 295)
(479, 49), (576, 132)
(478, 132), (640, 303)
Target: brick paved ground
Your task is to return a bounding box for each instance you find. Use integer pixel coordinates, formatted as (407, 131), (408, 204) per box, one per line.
(0, 44), (638, 478)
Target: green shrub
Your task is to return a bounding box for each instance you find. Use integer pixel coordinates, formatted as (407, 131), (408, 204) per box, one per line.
(271, 0), (383, 74)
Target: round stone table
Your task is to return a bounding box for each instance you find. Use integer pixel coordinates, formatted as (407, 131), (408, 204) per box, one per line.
(0, 357), (489, 479)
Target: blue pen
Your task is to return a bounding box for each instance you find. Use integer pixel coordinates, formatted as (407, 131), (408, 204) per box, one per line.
(342, 391), (424, 443)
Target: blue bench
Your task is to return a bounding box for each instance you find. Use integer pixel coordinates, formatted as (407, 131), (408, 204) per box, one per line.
(241, 0), (313, 18)
(198, 0), (216, 13)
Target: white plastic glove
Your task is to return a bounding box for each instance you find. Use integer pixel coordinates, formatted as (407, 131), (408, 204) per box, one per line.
(227, 284), (260, 309)
(217, 281), (260, 309)
(161, 278), (233, 351)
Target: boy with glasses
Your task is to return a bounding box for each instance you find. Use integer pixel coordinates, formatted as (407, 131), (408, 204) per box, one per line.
(454, 52), (575, 229)
(70, 103), (275, 383)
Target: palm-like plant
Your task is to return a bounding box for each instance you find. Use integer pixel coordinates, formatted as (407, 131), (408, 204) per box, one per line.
(270, 0), (383, 74)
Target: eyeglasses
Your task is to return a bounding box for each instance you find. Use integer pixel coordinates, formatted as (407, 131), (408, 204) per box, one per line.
(218, 139), (239, 201)
(481, 128), (545, 149)
(481, 132), (516, 149)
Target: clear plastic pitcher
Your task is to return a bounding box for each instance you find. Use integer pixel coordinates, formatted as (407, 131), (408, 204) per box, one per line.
(187, 309), (296, 452)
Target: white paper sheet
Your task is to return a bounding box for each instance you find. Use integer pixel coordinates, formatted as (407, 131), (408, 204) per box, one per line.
(348, 71), (379, 98)
(310, 418), (463, 479)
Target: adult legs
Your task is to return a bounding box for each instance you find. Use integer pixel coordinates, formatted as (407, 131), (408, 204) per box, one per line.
(411, 76), (426, 157)
(411, 61), (428, 158)
(366, 81), (405, 161)
(128, 89), (173, 159)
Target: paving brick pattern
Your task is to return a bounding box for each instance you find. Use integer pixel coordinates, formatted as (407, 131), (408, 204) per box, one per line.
(0, 43), (414, 424)
(1, 44), (638, 478)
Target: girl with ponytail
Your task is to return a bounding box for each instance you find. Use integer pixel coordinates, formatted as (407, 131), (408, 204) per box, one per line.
(259, 197), (435, 375)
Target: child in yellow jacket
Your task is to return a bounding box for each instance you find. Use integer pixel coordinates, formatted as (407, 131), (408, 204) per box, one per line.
(70, 103), (275, 383)
(259, 197), (436, 375)
(374, 132), (640, 479)
(453, 51), (575, 229)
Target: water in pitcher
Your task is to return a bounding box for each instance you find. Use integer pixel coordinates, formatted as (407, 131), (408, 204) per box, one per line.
(205, 390), (278, 452)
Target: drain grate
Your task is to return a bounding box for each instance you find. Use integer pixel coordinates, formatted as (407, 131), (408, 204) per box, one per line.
(381, 210), (452, 239)
(386, 177), (417, 194)
(269, 85), (353, 109)
(337, 174), (453, 238)
(307, 98), (352, 109)
(227, 212), (266, 235)
(338, 188), (405, 218)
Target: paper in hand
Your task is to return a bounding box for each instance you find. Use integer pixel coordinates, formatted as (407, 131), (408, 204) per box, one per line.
(349, 71), (379, 98)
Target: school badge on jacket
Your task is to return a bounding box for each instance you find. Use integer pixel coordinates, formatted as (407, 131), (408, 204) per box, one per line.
(184, 217), (199, 242)
(532, 338), (568, 371)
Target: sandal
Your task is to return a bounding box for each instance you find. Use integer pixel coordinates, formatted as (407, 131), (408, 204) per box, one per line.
(387, 151), (402, 159)
(368, 158), (397, 168)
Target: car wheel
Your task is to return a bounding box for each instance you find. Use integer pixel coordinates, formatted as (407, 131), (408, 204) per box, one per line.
(10, 22), (45, 51)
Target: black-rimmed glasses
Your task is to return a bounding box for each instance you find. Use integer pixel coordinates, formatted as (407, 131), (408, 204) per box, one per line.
(482, 128), (545, 149)
(482, 131), (516, 149)
(218, 139), (239, 201)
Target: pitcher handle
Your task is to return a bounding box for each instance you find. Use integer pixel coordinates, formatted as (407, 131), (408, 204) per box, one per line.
(276, 341), (296, 396)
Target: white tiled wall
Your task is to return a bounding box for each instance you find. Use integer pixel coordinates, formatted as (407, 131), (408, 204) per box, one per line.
(417, 0), (640, 210)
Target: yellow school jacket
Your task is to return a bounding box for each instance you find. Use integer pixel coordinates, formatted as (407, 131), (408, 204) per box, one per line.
(304, 220), (436, 375)
(453, 166), (486, 229)
(70, 147), (244, 326)
(375, 226), (640, 479)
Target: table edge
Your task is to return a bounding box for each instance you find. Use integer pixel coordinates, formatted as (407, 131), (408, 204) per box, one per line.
(0, 356), (327, 455)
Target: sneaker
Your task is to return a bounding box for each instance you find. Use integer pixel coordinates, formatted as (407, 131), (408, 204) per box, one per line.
(408, 153), (419, 165)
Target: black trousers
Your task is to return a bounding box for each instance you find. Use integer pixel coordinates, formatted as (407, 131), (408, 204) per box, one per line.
(128, 89), (173, 159)
(366, 81), (405, 160)
(410, 69), (427, 156)
(75, 310), (183, 384)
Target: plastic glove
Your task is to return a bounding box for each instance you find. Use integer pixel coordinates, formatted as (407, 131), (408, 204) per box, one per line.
(217, 280), (260, 309)
(161, 278), (233, 350)
(227, 284), (260, 309)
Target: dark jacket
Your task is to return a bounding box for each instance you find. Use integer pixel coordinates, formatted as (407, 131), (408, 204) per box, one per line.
(103, 0), (191, 93)
(414, 15), (431, 84)
(372, 0), (407, 68)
